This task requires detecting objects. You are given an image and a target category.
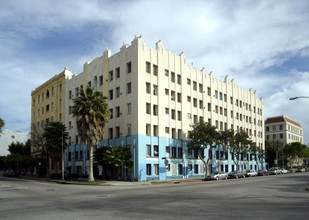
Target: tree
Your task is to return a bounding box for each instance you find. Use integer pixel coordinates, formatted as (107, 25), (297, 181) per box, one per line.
(93, 146), (112, 179)
(106, 145), (133, 180)
(284, 142), (309, 168)
(43, 121), (69, 175)
(248, 143), (265, 171)
(228, 130), (251, 172)
(188, 120), (219, 176)
(8, 140), (31, 156)
(72, 87), (110, 182)
(0, 117), (4, 133)
(94, 146), (133, 180)
(43, 122), (68, 160)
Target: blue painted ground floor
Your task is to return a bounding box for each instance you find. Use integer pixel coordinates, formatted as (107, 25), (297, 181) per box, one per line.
(65, 134), (267, 181)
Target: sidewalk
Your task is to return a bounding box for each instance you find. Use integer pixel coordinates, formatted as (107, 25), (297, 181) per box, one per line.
(18, 175), (151, 186)
(18, 175), (202, 186)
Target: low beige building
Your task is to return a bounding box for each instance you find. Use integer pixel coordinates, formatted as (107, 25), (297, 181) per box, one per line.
(265, 115), (303, 145)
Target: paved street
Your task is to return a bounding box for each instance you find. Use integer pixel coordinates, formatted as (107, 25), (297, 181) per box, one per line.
(0, 173), (309, 220)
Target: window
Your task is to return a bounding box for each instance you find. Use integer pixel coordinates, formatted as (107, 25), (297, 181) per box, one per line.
(171, 72), (175, 82)
(127, 124), (131, 136)
(177, 111), (182, 121)
(172, 147), (176, 158)
(146, 103), (151, 114)
(146, 62), (151, 73)
(199, 84), (203, 93)
(109, 128), (113, 139)
(172, 128), (176, 139)
(171, 109), (175, 119)
(116, 67), (120, 78)
(116, 126), (120, 138)
(224, 94), (227, 102)
(178, 148), (183, 158)
(193, 81), (197, 90)
(116, 87), (120, 98)
(187, 78), (191, 85)
(153, 65), (158, 76)
(208, 103), (211, 112)
(220, 107), (223, 115)
(219, 92), (223, 101)
(116, 106), (120, 117)
(109, 90), (113, 100)
(153, 85), (158, 95)
(165, 127), (169, 133)
(146, 164), (151, 175)
(199, 100), (203, 109)
(154, 164), (159, 175)
(193, 98), (197, 107)
(109, 71), (113, 81)
(146, 124), (151, 135)
(153, 105), (158, 116)
(194, 115), (198, 124)
(280, 133), (283, 139)
(153, 125), (158, 136)
(215, 90), (218, 99)
(154, 145), (159, 157)
(99, 76), (103, 85)
(127, 82), (131, 94)
(68, 90), (72, 99)
(187, 96), (191, 102)
(146, 82), (151, 94)
(165, 88), (169, 95)
(165, 108), (169, 114)
(109, 108), (113, 119)
(178, 164), (183, 175)
(171, 91), (175, 101)
(146, 145), (151, 157)
(177, 93), (181, 103)
(165, 69), (169, 76)
(177, 74), (181, 85)
(279, 125), (283, 130)
(187, 113), (192, 119)
(127, 62), (131, 73)
(127, 103), (132, 115)
(194, 164), (198, 174)
(207, 87), (211, 96)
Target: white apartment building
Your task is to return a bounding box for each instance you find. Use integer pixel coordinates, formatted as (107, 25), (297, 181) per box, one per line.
(60, 36), (264, 181)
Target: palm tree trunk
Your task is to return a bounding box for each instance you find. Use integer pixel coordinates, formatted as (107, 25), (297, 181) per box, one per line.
(88, 144), (95, 182)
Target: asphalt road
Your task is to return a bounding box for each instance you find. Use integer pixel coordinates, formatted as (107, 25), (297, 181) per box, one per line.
(0, 173), (309, 220)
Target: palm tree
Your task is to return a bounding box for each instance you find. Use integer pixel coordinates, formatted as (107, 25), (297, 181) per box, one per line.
(72, 87), (109, 182)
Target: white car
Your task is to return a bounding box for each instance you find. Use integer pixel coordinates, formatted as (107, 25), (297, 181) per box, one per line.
(246, 170), (257, 177)
(281, 169), (289, 174)
(205, 172), (228, 180)
(269, 167), (281, 175)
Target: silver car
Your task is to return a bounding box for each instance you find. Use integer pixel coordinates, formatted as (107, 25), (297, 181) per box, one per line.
(205, 172), (228, 180)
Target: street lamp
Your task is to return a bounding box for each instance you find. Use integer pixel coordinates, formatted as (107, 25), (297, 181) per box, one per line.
(289, 96), (309, 100)
(47, 126), (64, 180)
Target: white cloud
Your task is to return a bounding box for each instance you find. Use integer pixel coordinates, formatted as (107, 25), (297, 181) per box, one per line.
(1, 0), (309, 143)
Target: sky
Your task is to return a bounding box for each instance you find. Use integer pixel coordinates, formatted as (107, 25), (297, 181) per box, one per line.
(0, 0), (309, 144)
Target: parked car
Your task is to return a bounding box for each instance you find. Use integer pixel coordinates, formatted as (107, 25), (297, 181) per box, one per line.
(296, 168), (305, 172)
(269, 167), (281, 175)
(205, 172), (228, 180)
(2, 170), (19, 177)
(281, 169), (289, 174)
(288, 168), (295, 173)
(257, 170), (269, 176)
(228, 171), (246, 179)
(246, 170), (258, 177)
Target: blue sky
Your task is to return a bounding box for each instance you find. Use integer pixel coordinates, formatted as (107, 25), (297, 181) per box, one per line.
(1, 0), (309, 144)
